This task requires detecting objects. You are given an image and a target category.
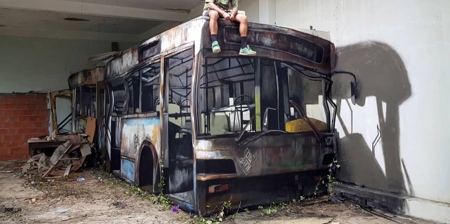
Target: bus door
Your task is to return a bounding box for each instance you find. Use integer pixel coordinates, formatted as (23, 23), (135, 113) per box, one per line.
(162, 47), (195, 194)
(106, 79), (126, 173)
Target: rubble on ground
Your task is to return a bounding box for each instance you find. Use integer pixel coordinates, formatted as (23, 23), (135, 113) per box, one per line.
(22, 134), (92, 178)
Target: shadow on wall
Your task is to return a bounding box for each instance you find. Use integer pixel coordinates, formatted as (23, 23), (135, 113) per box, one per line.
(332, 41), (412, 196)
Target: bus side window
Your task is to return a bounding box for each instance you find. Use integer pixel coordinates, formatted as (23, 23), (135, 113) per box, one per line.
(141, 62), (161, 113)
(126, 72), (140, 114)
(110, 81), (126, 116)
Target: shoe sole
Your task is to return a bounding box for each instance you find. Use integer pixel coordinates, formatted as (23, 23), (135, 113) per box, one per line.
(239, 52), (257, 56)
(213, 48), (221, 54)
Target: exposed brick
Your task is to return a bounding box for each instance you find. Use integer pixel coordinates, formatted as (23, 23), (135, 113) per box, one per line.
(34, 127), (48, 133)
(0, 142), (18, 148)
(29, 122), (44, 128)
(0, 147), (7, 152)
(1, 110), (13, 116)
(0, 153), (28, 160)
(13, 104), (27, 110)
(3, 122), (20, 129)
(31, 116), (48, 122)
(0, 116), (9, 122)
(0, 154), (18, 160)
(0, 104), (15, 110)
(7, 129), (20, 135)
(3, 135), (25, 142)
(0, 94), (48, 161)
(9, 147), (28, 154)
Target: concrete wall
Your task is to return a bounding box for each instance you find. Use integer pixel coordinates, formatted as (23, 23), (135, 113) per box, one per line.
(239, 0), (450, 222)
(0, 36), (134, 160)
(0, 36), (134, 93)
(239, 0), (260, 23)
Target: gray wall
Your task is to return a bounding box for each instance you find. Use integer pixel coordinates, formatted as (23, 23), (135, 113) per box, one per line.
(0, 36), (134, 93)
(240, 0), (450, 222)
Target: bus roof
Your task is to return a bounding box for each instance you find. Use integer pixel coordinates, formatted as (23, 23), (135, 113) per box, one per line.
(106, 16), (335, 80)
(68, 66), (106, 89)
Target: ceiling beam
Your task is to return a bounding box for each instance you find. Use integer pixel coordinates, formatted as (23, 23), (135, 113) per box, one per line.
(138, 22), (180, 42)
(0, 26), (141, 42)
(0, 0), (188, 22)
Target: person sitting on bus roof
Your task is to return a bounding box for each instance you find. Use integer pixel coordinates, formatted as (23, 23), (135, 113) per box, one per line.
(203, 0), (257, 56)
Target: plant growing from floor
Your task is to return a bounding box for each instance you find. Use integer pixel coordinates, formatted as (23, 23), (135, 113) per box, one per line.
(148, 159), (172, 209)
(189, 200), (233, 223)
(158, 159), (172, 209)
(313, 157), (341, 196)
(258, 202), (287, 217)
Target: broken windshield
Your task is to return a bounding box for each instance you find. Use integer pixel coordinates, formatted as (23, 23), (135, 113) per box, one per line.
(197, 56), (330, 138)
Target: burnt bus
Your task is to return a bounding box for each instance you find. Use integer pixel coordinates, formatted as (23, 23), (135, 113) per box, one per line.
(68, 67), (106, 135)
(103, 16), (338, 215)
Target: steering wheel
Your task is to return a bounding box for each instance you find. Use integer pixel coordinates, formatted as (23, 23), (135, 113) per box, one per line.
(233, 95), (253, 111)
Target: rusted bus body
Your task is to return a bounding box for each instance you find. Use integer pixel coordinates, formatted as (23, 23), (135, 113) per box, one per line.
(105, 16), (337, 215)
(68, 67), (106, 89)
(29, 68), (106, 157)
(49, 89), (72, 134)
(68, 67), (106, 148)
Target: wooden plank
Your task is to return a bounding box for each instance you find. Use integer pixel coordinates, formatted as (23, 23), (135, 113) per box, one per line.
(72, 156), (87, 171)
(59, 158), (80, 161)
(79, 144), (92, 157)
(208, 184), (229, 194)
(63, 164), (72, 177)
(85, 117), (96, 144)
(42, 143), (73, 177)
(67, 144), (81, 153)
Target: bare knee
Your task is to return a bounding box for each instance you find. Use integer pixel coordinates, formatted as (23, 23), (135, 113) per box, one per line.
(237, 14), (248, 24)
(209, 10), (219, 20)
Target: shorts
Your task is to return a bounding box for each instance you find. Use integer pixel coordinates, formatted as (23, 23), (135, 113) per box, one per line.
(202, 9), (232, 17)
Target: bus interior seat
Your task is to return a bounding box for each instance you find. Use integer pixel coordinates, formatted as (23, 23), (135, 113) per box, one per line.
(225, 111), (242, 133)
(211, 113), (229, 135)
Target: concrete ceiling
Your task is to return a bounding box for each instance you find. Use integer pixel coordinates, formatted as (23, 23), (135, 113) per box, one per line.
(0, 0), (204, 42)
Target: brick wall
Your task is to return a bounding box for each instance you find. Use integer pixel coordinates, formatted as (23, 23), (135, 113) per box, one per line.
(0, 94), (49, 160)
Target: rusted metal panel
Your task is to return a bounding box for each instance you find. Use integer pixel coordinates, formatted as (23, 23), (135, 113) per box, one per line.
(119, 115), (162, 183)
(217, 21), (335, 73)
(49, 89), (71, 134)
(107, 46), (139, 80)
(106, 17), (334, 83)
(102, 15), (338, 216)
(120, 116), (161, 160)
(195, 134), (335, 178)
(121, 158), (135, 182)
(68, 67), (106, 89)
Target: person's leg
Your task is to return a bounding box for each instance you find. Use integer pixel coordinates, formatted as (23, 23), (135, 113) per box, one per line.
(209, 10), (221, 53)
(235, 14), (256, 55)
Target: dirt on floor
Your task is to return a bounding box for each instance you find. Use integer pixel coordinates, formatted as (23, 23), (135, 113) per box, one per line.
(0, 160), (433, 224)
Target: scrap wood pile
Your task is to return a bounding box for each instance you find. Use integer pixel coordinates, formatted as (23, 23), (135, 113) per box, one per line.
(22, 134), (92, 178)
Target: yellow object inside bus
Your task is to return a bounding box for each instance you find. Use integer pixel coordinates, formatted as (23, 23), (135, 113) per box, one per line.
(285, 118), (327, 133)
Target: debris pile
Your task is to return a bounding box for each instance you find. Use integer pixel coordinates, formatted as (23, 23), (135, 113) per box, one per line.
(0, 204), (22, 214)
(22, 134), (92, 178)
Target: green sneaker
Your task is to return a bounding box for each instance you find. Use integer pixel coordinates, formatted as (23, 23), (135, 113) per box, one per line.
(212, 41), (221, 54)
(239, 45), (257, 56)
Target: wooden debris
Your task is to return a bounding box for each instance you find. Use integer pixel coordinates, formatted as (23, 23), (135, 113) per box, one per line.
(85, 117), (96, 144)
(79, 144), (92, 157)
(43, 143), (74, 177)
(63, 164), (72, 177)
(23, 133), (92, 179)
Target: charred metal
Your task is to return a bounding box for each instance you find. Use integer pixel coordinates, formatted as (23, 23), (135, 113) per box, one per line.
(26, 16), (345, 216)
